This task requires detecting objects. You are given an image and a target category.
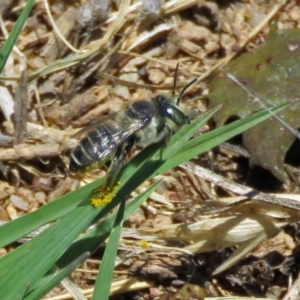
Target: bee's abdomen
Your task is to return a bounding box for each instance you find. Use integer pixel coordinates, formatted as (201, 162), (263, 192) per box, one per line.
(69, 125), (117, 172)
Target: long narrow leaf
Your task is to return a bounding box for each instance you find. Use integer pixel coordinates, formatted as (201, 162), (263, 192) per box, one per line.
(0, 179), (101, 248)
(0, 0), (35, 73)
(0, 197), (98, 299)
(92, 199), (125, 300)
(25, 253), (90, 300)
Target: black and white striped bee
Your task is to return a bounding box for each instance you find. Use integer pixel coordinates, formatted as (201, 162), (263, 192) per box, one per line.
(69, 64), (196, 194)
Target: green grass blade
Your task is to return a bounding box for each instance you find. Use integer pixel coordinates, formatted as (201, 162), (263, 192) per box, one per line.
(0, 179), (102, 248)
(0, 197), (99, 299)
(0, 0), (35, 73)
(92, 199), (125, 300)
(180, 103), (287, 155)
(24, 253), (89, 300)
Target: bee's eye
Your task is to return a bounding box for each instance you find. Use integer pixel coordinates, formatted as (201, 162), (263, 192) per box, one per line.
(155, 95), (188, 125)
(166, 107), (174, 116)
(164, 105), (189, 126)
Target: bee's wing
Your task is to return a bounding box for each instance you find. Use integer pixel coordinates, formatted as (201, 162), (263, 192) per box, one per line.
(72, 113), (150, 141)
(110, 115), (151, 143)
(71, 114), (118, 139)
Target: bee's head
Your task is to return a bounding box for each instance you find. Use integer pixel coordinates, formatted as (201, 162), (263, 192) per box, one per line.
(172, 63), (197, 106)
(153, 64), (196, 127)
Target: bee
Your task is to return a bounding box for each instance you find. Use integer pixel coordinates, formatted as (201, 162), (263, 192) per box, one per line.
(69, 64), (196, 203)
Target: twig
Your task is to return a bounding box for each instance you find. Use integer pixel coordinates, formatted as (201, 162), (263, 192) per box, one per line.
(34, 86), (48, 128)
(181, 162), (300, 212)
(14, 70), (28, 145)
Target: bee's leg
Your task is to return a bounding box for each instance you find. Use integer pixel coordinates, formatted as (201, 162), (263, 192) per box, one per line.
(156, 124), (172, 147)
(92, 140), (134, 195)
(90, 142), (131, 206)
(103, 148), (126, 190)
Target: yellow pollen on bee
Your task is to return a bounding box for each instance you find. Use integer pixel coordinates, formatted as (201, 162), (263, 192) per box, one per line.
(90, 181), (121, 207)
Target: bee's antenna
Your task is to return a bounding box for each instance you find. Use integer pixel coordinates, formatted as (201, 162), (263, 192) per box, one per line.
(177, 78), (197, 105)
(173, 62), (180, 98)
